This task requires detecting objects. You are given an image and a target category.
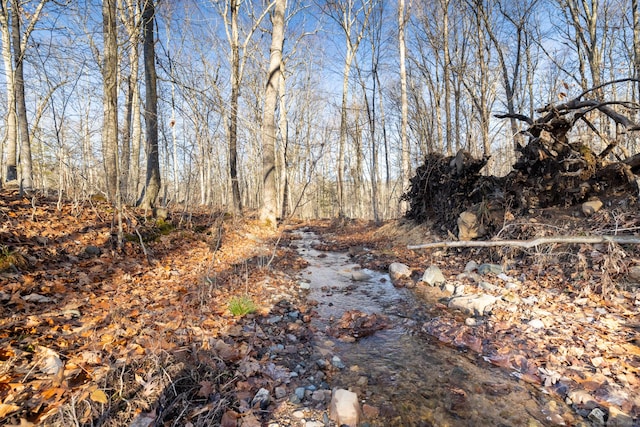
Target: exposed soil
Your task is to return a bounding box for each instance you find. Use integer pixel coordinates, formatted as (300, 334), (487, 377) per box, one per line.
(1, 189), (639, 426)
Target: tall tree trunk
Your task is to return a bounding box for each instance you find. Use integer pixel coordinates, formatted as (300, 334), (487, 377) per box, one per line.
(11, 0), (31, 191)
(633, 0), (640, 103)
(102, 0), (119, 201)
(229, 0), (242, 213)
(120, 0), (141, 203)
(279, 63), (290, 219)
(140, 0), (160, 209)
(398, 0), (409, 212)
(442, 0), (452, 155)
(338, 54), (352, 217)
(260, 0), (286, 229)
(0, 2), (17, 184)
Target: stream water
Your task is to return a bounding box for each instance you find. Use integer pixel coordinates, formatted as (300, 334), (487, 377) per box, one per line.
(294, 229), (581, 427)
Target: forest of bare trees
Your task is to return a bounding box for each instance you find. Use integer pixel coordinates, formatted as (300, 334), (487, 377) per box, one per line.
(1, 0), (640, 221)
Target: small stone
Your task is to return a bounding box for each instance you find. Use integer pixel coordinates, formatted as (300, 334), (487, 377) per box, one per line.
(465, 317), (480, 326)
(478, 263), (502, 275)
(527, 318), (545, 329)
(330, 389), (361, 427)
(389, 262), (412, 282)
(421, 265), (446, 285)
(587, 408), (606, 425)
(582, 198), (603, 216)
(251, 388), (270, 410)
(351, 271), (372, 281)
(274, 386), (287, 399)
(464, 261), (478, 272)
(441, 283), (456, 295)
(299, 281), (311, 290)
(304, 422), (324, 427)
(448, 294), (498, 316)
(295, 387), (306, 400)
(628, 266), (640, 282)
(331, 355), (345, 369)
(312, 390), (326, 401)
(292, 410), (305, 419)
(356, 376), (368, 387)
(84, 245), (101, 256)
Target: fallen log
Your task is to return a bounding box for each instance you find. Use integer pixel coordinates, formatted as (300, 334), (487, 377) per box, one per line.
(407, 235), (640, 250)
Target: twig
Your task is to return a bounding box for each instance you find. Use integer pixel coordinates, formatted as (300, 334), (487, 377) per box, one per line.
(135, 228), (153, 265)
(407, 235), (640, 250)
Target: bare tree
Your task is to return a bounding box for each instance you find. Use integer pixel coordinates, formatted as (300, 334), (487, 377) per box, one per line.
(119, 0), (143, 203)
(0, 0), (47, 187)
(321, 0), (376, 217)
(635, 0), (640, 101)
(260, 0), (286, 228)
(398, 0), (409, 212)
(102, 0), (119, 201)
(139, 0), (160, 209)
(215, 0), (275, 214)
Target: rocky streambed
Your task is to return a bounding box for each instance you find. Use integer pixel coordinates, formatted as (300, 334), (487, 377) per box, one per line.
(287, 229), (583, 427)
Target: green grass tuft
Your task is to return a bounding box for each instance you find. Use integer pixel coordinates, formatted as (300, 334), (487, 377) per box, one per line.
(228, 295), (257, 317)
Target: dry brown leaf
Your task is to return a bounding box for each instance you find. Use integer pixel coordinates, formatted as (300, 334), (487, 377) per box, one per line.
(90, 389), (108, 404)
(0, 403), (20, 418)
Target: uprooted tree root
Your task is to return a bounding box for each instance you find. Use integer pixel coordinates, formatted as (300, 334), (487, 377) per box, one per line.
(404, 79), (640, 239)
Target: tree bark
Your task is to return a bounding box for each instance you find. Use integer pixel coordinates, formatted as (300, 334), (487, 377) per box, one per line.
(11, 0), (32, 191)
(398, 0), (410, 213)
(140, 0), (160, 209)
(0, 1), (17, 184)
(260, 0), (286, 229)
(229, 0), (242, 213)
(102, 0), (119, 201)
(634, 0), (640, 103)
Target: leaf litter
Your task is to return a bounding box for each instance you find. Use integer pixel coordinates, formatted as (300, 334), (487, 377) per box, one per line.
(2, 190), (640, 426)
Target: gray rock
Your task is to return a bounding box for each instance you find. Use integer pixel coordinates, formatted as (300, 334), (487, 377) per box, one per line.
(441, 283), (456, 295)
(299, 280), (311, 290)
(582, 198), (603, 216)
(389, 262), (411, 281)
(351, 270), (372, 281)
(465, 317), (481, 326)
(478, 263), (502, 275)
(331, 355), (345, 369)
(305, 422), (324, 427)
(464, 261), (478, 272)
(330, 389), (361, 427)
(294, 387), (306, 400)
(84, 245), (101, 256)
(274, 386), (287, 399)
(628, 265), (640, 282)
(311, 389), (327, 402)
(421, 265), (446, 285)
(448, 294), (498, 316)
(251, 387), (270, 409)
(587, 408), (606, 425)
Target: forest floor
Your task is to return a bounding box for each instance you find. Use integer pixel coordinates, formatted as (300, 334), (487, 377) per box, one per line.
(0, 189), (639, 426)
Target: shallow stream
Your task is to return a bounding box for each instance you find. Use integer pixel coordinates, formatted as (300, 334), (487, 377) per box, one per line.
(294, 229), (580, 427)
